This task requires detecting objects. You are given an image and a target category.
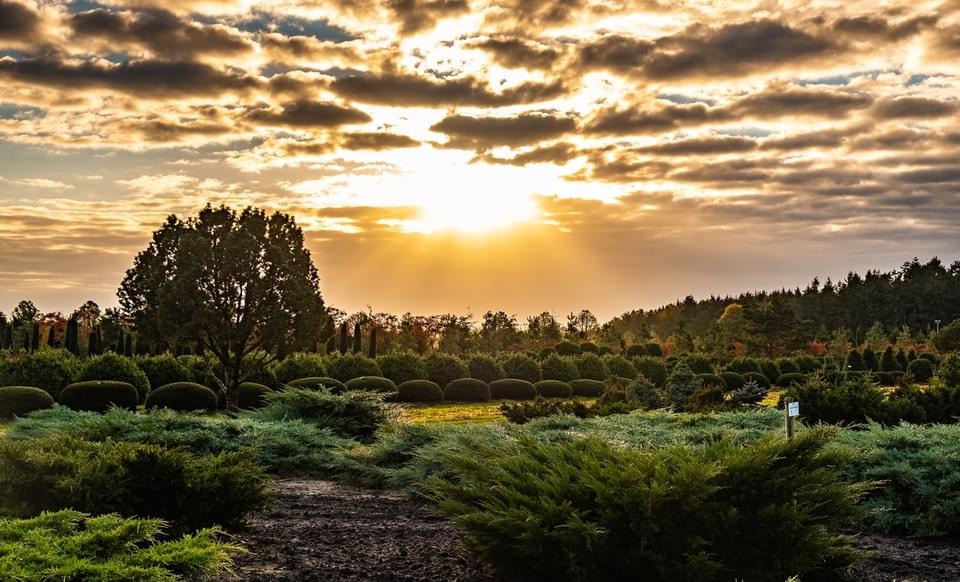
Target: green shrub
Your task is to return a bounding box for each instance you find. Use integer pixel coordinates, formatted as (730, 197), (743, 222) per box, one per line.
(424, 353), (468, 388)
(863, 348), (880, 371)
(578, 342), (598, 354)
(845, 349), (866, 372)
(177, 354), (217, 387)
(596, 376), (660, 414)
(0, 386), (54, 420)
(775, 373), (807, 388)
(776, 358), (801, 375)
(538, 347), (555, 359)
(624, 344), (648, 358)
(880, 346), (901, 372)
(570, 379), (604, 397)
(665, 363), (700, 411)
(273, 352), (327, 384)
(719, 371), (745, 391)
(490, 378), (537, 400)
(919, 352), (939, 365)
(0, 435), (269, 531)
(602, 355), (637, 379)
(397, 379), (444, 402)
(553, 341), (580, 356)
(783, 378), (887, 425)
(540, 353), (580, 382)
(236, 382), (273, 409)
(939, 353), (960, 388)
(467, 354), (505, 383)
(326, 353), (381, 382)
(758, 359), (781, 383)
(428, 429), (862, 582)
(501, 353), (541, 383)
(253, 388), (392, 442)
(7, 406), (347, 475)
(136, 354), (191, 391)
(742, 371), (771, 390)
(688, 385), (726, 412)
(0, 349), (79, 399)
(286, 376), (346, 393)
(907, 358), (935, 382)
(644, 343), (663, 357)
(59, 381), (138, 412)
(500, 398), (591, 425)
(681, 354), (713, 375)
(873, 371), (896, 386)
(793, 355), (821, 374)
(145, 382), (218, 412)
(444, 378), (491, 402)
(732, 380), (767, 405)
(634, 356), (667, 386)
(79, 353), (150, 403)
(695, 373), (726, 389)
(534, 380), (573, 398)
(725, 357), (761, 375)
(344, 376), (398, 393)
(377, 352), (428, 385)
(0, 510), (238, 581)
(574, 352), (607, 381)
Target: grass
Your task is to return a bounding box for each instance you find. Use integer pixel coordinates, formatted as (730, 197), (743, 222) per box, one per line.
(402, 398), (600, 424)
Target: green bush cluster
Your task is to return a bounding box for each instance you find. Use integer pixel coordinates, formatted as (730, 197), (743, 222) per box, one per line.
(252, 388), (392, 442)
(499, 398), (591, 425)
(634, 356), (667, 386)
(0, 434), (269, 531)
(467, 354), (505, 383)
(0, 386), (54, 419)
(425, 353), (468, 388)
(377, 352), (428, 385)
(501, 353), (541, 383)
(428, 428), (861, 582)
(489, 378), (537, 400)
(145, 382), (218, 412)
(397, 379), (444, 402)
(136, 354), (192, 391)
(534, 379), (572, 398)
(775, 372), (807, 387)
(540, 353), (580, 382)
(444, 378), (491, 402)
(907, 358), (935, 382)
(574, 353), (607, 381)
(344, 376), (398, 393)
(272, 352), (327, 384)
(327, 353), (381, 383)
(286, 376), (346, 392)
(602, 354), (637, 379)
(570, 378), (604, 397)
(59, 380), (139, 412)
(719, 371), (745, 391)
(0, 349), (80, 399)
(79, 353), (151, 403)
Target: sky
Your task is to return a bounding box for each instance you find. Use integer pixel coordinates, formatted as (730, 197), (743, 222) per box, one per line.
(0, 0), (959, 321)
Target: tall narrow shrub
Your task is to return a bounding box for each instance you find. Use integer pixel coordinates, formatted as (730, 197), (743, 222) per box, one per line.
(353, 322), (362, 354)
(369, 327), (378, 358)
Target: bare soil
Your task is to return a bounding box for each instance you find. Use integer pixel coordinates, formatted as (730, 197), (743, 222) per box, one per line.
(232, 479), (960, 582)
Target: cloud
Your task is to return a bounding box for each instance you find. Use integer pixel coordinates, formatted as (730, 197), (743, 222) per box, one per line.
(341, 132), (420, 150)
(475, 142), (578, 165)
(430, 112), (576, 148)
(244, 100), (372, 127)
(872, 97), (958, 119)
(469, 36), (562, 70)
(388, 0), (469, 34)
(730, 86), (874, 118)
(638, 135), (757, 155)
(330, 72), (567, 106)
(0, 0), (39, 41)
(586, 102), (724, 135)
(0, 176), (74, 189)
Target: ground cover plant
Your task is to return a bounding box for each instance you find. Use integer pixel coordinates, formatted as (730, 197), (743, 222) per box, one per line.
(0, 510), (238, 582)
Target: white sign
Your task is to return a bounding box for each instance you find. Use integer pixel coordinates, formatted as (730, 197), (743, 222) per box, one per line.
(787, 402), (800, 417)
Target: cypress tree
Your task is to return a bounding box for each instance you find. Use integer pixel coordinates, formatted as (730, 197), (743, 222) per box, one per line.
(31, 322), (40, 351)
(65, 317), (80, 355)
(135, 335), (148, 356)
(195, 339), (205, 356)
(325, 336), (336, 355)
(338, 323), (348, 354)
(1, 324), (8, 349)
(88, 327), (102, 355)
(863, 347), (879, 371)
(881, 346), (901, 371)
(124, 334), (134, 357)
(46, 324), (56, 347)
(369, 327), (378, 358)
(896, 349), (909, 371)
(907, 348), (918, 362)
(845, 348), (866, 371)
(352, 322), (362, 354)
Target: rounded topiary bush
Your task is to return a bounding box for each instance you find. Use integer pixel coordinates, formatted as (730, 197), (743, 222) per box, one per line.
(424, 353), (468, 388)
(719, 371), (745, 392)
(445, 378), (491, 402)
(634, 356), (668, 387)
(286, 376), (346, 393)
(0, 386), (55, 419)
(273, 352), (327, 385)
(578, 342), (599, 354)
(535, 380), (573, 398)
(624, 344), (648, 358)
(695, 373), (727, 389)
(742, 372), (771, 390)
(874, 371), (896, 387)
(602, 355), (637, 379)
(327, 354), (382, 383)
(136, 354), (191, 391)
(501, 354), (541, 383)
(681, 355), (714, 375)
(725, 357), (762, 375)
(758, 360), (781, 384)
(776, 358), (801, 376)
(575, 353), (608, 381)
(906, 358), (935, 382)
(570, 379), (604, 397)
(490, 378), (537, 400)
(145, 382), (217, 412)
(235, 382), (273, 410)
(938, 354), (960, 388)
(553, 341), (581, 356)
(541, 353), (580, 382)
(344, 376), (398, 393)
(377, 352), (428, 385)
(793, 355), (821, 374)
(0, 349), (79, 399)
(177, 355), (217, 387)
(397, 379), (444, 402)
(59, 380), (138, 412)
(775, 373), (807, 388)
(644, 343), (663, 357)
(467, 354), (505, 384)
(79, 353), (150, 403)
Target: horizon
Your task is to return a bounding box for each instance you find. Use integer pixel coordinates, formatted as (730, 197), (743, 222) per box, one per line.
(1, 1), (959, 321)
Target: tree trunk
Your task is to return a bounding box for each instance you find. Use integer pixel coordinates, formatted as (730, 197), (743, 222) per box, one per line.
(223, 363), (241, 411)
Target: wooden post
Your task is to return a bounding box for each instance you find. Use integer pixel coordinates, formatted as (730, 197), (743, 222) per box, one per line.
(784, 397), (797, 440)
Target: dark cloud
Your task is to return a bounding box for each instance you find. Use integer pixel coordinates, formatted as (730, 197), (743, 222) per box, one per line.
(387, 0), (469, 34)
(586, 102), (724, 135)
(486, 0), (586, 28)
(341, 132), (420, 149)
(476, 142), (578, 166)
(577, 33), (653, 72)
(0, 0), (38, 40)
(731, 86), (873, 118)
(330, 72), (567, 106)
(896, 167), (960, 184)
(833, 15), (938, 41)
(69, 8), (252, 59)
(258, 33), (360, 62)
(430, 112), (576, 148)
(0, 57), (261, 97)
(760, 129), (852, 151)
(639, 136), (757, 155)
(245, 100), (371, 127)
(128, 119), (232, 142)
(643, 20), (839, 80)
(470, 36), (561, 70)
(872, 97), (958, 119)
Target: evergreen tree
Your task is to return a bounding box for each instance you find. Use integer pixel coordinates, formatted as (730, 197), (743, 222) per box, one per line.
(863, 347), (880, 371)
(845, 349), (866, 371)
(896, 350), (909, 370)
(46, 324), (56, 348)
(31, 322), (40, 352)
(124, 334), (134, 357)
(338, 323), (348, 355)
(369, 327), (378, 358)
(880, 346), (901, 371)
(353, 322), (362, 354)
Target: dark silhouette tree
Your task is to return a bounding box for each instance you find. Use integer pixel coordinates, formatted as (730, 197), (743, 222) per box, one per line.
(369, 326), (378, 358)
(353, 322), (362, 354)
(118, 204), (328, 410)
(339, 323), (349, 354)
(12, 300), (39, 325)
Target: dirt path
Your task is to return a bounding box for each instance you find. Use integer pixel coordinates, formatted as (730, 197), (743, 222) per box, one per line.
(233, 479), (960, 582)
(231, 479), (505, 582)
